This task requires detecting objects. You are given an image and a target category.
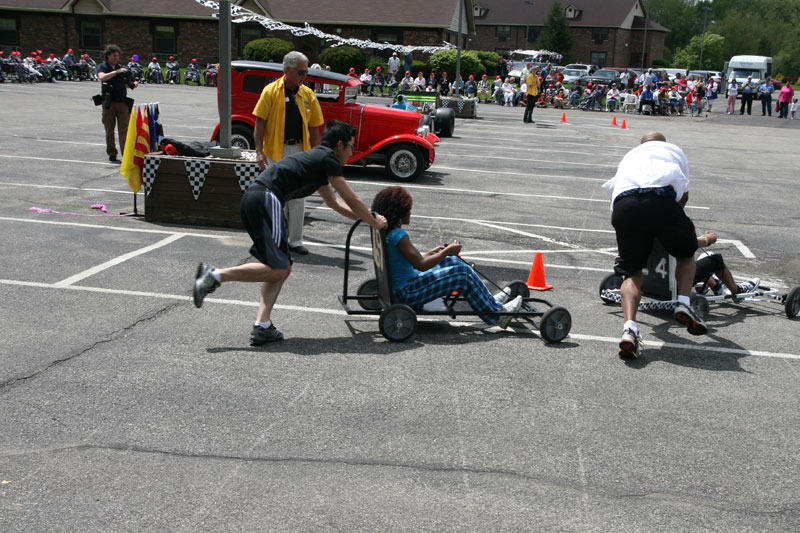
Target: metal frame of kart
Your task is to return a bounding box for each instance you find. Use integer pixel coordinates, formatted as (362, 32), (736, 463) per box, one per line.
(337, 219), (572, 343)
(598, 240), (800, 319)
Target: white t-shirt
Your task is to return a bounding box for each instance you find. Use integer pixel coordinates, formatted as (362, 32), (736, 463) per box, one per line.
(602, 141), (690, 211)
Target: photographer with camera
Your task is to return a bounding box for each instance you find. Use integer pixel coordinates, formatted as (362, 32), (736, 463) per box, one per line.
(97, 44), (137, 163)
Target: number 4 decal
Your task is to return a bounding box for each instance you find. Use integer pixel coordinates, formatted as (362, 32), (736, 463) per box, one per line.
(655, 257), (668, 279)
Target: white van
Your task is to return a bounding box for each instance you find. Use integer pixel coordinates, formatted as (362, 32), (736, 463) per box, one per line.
(724, 55), (772, 98)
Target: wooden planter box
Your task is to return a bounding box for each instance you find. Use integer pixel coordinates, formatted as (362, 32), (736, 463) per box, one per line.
(440, 96), (478, 119)
(143, 153), (260, 229)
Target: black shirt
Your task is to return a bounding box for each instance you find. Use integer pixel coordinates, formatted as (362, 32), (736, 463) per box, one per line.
(97, 62), (132, 102)
(284, 84), (303, 143)
(254, 145), (343, 204)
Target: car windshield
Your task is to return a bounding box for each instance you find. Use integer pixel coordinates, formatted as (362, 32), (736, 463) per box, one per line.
(594, 70), (617, 79)
(732, 69), (759, 78)
(565, 65), (588, 71)
(562, 69), (582, 76)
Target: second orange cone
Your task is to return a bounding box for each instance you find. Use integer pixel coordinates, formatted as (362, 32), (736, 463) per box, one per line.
(611, 115), (617, 126)
(620, 119), (627, 129)
(526, 252), (553, 291)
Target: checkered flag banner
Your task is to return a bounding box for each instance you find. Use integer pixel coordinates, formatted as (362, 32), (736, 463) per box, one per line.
(234, 163), (261, 192)
(440, 97), (450, 108)
(185, 159), (212, 200)
(142, 156), (161, 197)
(457, 99), (466, 112)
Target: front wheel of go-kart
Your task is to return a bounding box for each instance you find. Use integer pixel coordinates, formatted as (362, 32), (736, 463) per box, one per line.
(506, 280), (530, 299)
(539, 306), (572, 343)
(379, 304), (417, 342)
(384, 144), (424, 182)
(784, 286), (800, 318)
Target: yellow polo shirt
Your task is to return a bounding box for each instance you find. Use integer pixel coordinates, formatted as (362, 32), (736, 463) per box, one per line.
(252, 75), (324, 161)
(526, 72), (540, 96)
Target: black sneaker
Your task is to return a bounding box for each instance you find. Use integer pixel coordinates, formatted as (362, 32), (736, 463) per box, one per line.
(193, 262), (220, 308)
(251, 324), (284, 345)
(674, 302), (708, 335)
(619, 327), (642, 359)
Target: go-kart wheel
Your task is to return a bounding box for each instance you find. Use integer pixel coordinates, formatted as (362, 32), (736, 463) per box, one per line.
(690, 293), (710, 321)
(539, 306), (571, 343)
(506, 280), (530, 299)
(357, 278), (382, 311)
(379, 304), (417, 342)
(599, 273), (623, 304)
(785, 286), (800, 318)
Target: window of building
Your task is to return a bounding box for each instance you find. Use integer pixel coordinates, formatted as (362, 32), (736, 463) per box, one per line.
(0, 16), (17, 45)
(154, 24), (176, 54)
(80, 20), (102, 51)
(526, 26), (540, 43)
(496, 25), (510, 41)
(592, 27), (609, 44)
(239, 26), (262, 55)
(590, 51), (607, 67)
(373, 29), (400, 44)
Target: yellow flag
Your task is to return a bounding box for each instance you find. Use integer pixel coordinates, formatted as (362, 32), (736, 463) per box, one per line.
(120, 105), (141, 193)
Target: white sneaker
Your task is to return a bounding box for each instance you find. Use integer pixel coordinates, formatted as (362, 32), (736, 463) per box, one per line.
(494, 287), (511, 304)
(496, 295), (523, 329)
(734, 277), (760, 301)
(619, 327), (642, 359)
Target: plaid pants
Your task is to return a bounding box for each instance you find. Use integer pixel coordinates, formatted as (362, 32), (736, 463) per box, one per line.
(394, 256), (502, 324)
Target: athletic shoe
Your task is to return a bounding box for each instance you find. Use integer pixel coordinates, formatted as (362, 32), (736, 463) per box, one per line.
(618, 327), (642, 359)
(674, 302), (708, 335)
(496, 295), (523, 329)
(250, 324), (284, 345)
(734, 277), (760, 301)
(193, 262), (220, 308)
(494, 286), (511, 304)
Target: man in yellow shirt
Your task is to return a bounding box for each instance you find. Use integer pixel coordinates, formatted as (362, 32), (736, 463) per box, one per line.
(523, 64), (540, 124)
(253, 51), (324, 255)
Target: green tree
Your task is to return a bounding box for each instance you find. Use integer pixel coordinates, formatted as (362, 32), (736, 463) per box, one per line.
(429, 49), (482, 80)
(538, 0), (573, 59)
(242, 38), (293, 63)
(671, 32), (726, 71)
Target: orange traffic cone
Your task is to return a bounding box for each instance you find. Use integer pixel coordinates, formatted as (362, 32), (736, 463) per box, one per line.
(611, 115), (618, 126)
(560, 112), (567, 122)
(526, 252), (553, 291)
(620, 119), (627, 129)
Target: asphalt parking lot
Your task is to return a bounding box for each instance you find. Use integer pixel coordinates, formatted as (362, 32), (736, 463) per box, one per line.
(1, 80), (799, 531)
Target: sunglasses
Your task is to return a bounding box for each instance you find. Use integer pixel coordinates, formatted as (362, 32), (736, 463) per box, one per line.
(295, 69), (308, 76)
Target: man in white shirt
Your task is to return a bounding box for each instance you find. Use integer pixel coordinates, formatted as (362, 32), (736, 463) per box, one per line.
(602, 132), (707, 359)
(387, 52), (400, 78)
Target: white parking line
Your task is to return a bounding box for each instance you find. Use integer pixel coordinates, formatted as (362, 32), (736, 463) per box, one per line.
(0, 154), (119, 166)
(1, 278), (797, 360)
(436, 152), (619, 168)
(54, 234), (185, 287)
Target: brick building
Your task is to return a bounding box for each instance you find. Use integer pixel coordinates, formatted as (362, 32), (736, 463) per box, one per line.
(0, 0), (475, 64)
(471, 0), (667, 67)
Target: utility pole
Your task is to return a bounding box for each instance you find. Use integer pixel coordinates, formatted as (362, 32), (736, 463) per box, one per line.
(524, 0), (534, 45)
(455, 0), (463, 89)
(210, 0), (240, 158)
(699, 6), (711, 69)
(640, 0), (649, 72)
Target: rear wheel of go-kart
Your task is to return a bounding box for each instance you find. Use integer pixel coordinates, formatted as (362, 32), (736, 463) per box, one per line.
(379, 304), (417, 342)
(784, 286), (800, 318)
(506, 280), (530, 299)
(385, 144), (424, 182)
(599, 273), (623, 304)
(690, 293), (710, 321)
(357, 279), (382, 311)
(539, 306), (571, 343)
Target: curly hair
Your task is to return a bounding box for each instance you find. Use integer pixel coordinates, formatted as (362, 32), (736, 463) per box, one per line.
(371, 186), (412, 229)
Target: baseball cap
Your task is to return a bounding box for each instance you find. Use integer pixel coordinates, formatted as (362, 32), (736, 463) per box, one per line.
(152, 57), (157, 61)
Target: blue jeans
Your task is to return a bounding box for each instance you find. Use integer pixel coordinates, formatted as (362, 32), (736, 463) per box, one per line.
(394, 256), (502, 324)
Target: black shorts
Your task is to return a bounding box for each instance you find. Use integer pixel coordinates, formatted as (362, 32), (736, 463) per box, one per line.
(612, 192), (697, 277)
(240, 185), (291, 269)
(693, 253), (725, 284)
